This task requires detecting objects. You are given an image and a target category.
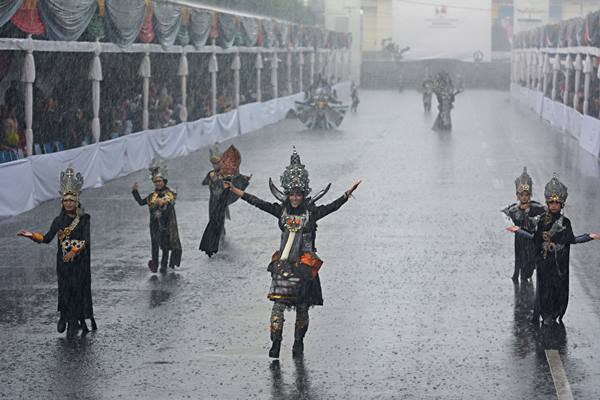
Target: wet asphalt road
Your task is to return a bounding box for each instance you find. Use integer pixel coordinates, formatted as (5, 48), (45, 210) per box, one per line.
(1, 90), (600, 400)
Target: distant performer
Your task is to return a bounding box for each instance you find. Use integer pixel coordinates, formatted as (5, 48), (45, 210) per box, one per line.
(17, 167), (96, 338)
(432, 72), (461, 131)
(350, 82), (360, 113)
(132, 157), (182, 273)
(502, 167), (545, 282)
(422, 78), (434, 113)
(199, 145), (251, 257)
(506, 175), (599, 325)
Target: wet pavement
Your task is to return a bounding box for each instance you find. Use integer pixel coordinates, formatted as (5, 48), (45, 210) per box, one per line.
(1, 90), (600, 399)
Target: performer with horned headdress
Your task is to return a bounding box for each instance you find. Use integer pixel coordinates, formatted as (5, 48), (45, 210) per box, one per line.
(224, 148), (361, 358)
(199, 145), (251, 257)
(18, 167), (96, 338)
(132, 157), (182, 273)
(432, 72), (461, 131)
(502, 167), (546, 282)
(506, 174), (599, 324)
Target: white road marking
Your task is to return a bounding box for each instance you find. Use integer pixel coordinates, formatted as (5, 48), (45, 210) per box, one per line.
(545, 349), (574, 400)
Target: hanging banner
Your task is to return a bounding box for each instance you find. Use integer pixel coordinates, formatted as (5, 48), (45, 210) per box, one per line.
(392, 0), (492, 62)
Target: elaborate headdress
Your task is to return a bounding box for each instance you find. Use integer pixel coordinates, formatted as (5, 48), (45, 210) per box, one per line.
(515, 166), (533, 194)
(220, 145), (242, 177)
(59, 167), (84, 202)
(269, 147), (331, 204)
(209, 144), (222, 165)
(149, 157), (168, 181)
(544, 173), (568, 204)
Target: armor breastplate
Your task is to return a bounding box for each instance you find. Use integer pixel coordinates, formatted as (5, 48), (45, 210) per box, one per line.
(279, 209), (313, 260)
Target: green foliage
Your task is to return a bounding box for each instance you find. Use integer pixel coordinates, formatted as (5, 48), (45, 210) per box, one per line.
(197, 0), (317, 25)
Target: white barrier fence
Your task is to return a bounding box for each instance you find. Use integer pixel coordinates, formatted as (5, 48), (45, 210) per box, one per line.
(0, 82), (351, 218)
(510, 83), (600, 159)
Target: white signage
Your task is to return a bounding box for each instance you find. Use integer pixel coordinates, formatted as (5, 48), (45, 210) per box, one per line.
(392, 0), (492, 62)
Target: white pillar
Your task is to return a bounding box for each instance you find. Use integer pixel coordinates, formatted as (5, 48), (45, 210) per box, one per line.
(287, 50), (292, 95)
(542, 53), (550, 95)
(551, 55), (560, 101)
(178, 49), (188, 122)
(583, 55), (592, 115)
(563, 54), (572, 106)
(298, 51), (304, 93)
(89, 42), (103, 143)
(21, 36), (35, 156)
(138, 52), (151, 130)
(271, 51), (278, 99)
(537, 53), (544, 92)
(209, 46), (218, 116)
(573, 53), (582, 109)
(309, 50), (315, 86)
(255, 51), (263, 102)
(528, 51), (535, 89)
(232, 51), (241, 108)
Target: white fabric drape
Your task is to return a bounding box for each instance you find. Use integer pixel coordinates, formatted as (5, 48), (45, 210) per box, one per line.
(0, 82), (351, 218)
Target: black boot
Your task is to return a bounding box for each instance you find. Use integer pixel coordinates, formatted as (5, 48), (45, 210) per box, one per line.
(292, 338), (304, 358)
(90, 317), (98, 331)
(66, 320), (77, 339)
(269, 331), (282, 358)
(57, 317), (66, 333)
(160, 252), (168, 273)
(80, 319), (90, 336)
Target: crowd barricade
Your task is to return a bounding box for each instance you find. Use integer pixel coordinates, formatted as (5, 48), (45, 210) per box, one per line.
(0, 82), (351, 218)
(510, 83), (600, 159)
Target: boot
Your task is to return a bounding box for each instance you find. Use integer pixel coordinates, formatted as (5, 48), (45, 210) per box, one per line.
(269, 331), (282, 358)
(66, 320), (77, 339)
(160, 252), (169, 273)
(80, 319), (90, 336)
(292, 338), (304, 358)
(57, 317), (66, 333)
(90, 317), (98, 331)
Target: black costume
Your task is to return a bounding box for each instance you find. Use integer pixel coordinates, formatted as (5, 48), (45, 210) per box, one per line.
(503, 168), (546, 281)
(422, 79), (433, 113)
(199, 145), (250, 257)
(133, 158), (182, 272)
(432, 72), (460, 131)
(238, 149), (350, 358)
(350, 83), (360, 113)
(515, 175), (594, 324)
(27, 167), (96, 338)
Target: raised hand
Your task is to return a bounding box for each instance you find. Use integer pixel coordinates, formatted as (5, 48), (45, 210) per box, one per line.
(345, 180), (362, 197)
(506, 226), (520, 233)
(17, 230), (32, 238)
(132, 182), (139, 191)
(589, 233), (599, 240)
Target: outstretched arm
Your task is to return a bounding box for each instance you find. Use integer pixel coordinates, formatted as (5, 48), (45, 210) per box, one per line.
(17, 217), (60, 244)
(224, 180), (281, 217)
(314, 180), (361, 221)
(573, 232), (600, 244)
